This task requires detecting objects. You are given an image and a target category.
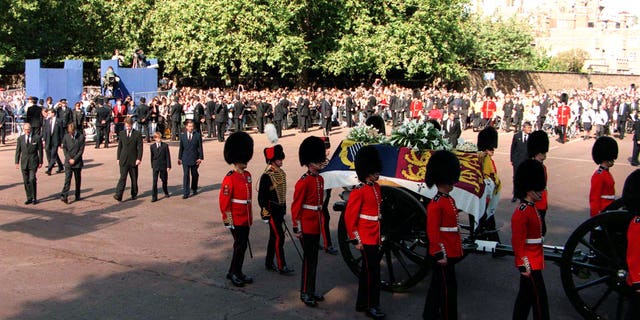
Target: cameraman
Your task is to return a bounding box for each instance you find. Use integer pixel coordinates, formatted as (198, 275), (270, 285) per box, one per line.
(132, 49), (147, 68)
(102, 66), (119, 97)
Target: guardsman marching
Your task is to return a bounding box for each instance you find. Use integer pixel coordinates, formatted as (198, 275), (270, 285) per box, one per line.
(259, 125), (294, 275)
(511, 159), (550, 320)
(556, 93), (571, 143)
(527, 130), (550, 236)
(423, 150), (463, 320)
(220, 132), (254, 287)
(624, 170), (640, 318)
(477, 126), (501, 241)
(291, 136), (327, 307)
(344, 145), (385, 319)
(589, 136), (618, 217)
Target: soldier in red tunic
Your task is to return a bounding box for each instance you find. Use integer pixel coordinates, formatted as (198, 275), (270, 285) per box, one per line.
(481, 87), (496, 128)
(556, 93), (572, 143)
(624, 170), (640, 318)
(291, 136), (327, 307)
(423, 150), (463, 320)
(511, 159), (549, 320)
(589, 136), (618, 217)
(219, 132), (254, 287)
(344, 145), (385, 319)
(528, 130), (549, 236)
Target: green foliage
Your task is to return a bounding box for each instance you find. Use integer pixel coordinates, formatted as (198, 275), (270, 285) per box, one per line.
(547, 48), (590, 73)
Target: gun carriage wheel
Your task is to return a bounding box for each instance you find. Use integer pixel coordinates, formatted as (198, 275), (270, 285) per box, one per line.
(560, 210), (634, 320)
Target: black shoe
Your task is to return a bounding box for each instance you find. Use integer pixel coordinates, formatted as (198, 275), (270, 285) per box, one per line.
(113, 195), (122, 202)
(192, 190), (198, 196)
(32, 199), (38, 205)
(75, 196), (81, 201)
(325, 246), (339, 255)
(300, 293), (317, 307)
(265, 264), (278, 272)
(151, 198), (157, 203)
(312, 293), (324, 302)
(632, 162), (639, 167)
(511, 197), (517, 203)
(61, 196), (68, 204)
(24, 199), (33, 205)
(164, 193), (171, 198)
(366, 307), (386, 319)
(356, 305), (367, 312)
(226, 273), (245, 287)
(45, 170), (52, 176)
(95, 146), (100, 149)
(182, 195), (188, 199)
(240, 274), (253, 284)
(131, 195), (137, 200)
(56, 169), (64, 174)
(279, 266), (295, 275)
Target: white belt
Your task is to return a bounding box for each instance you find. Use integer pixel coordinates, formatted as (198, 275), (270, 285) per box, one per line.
(600, 195), (615, 200)
(439, 227), (459, 232)
(231, 199), (251, 204)
(525, 238), (543, 244)
(359, 214), (379, 221)
(302, 204), (321, 210)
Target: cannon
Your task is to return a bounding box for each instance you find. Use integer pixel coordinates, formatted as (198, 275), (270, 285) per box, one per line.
(324, 140), (635, 319)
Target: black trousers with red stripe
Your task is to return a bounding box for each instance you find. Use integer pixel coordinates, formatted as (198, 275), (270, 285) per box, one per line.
(424, 258), (459, 320)
(266, 206), (287, 270)
(300, 234), (320, 295)
(357, 244), (381, 309)
(229, 226), (250, 276)
(513, 270), (550, 320)
(321, 189), (333, 249)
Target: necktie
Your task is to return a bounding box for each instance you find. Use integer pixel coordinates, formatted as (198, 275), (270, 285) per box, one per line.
(127, 130), (131, 138)
(524, 134), (527, 143)
(157, 143), (160, 149)
(27, 135), (30, 144)
(188, 133), (192, 141)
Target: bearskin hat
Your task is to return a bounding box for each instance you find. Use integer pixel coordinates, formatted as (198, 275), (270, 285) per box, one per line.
(365, 115), (386, 135)
(355, 145), (382, 182)
(560, 93), (569, 104)
(514, 159), (546, 199)
(622, 169), (640, 213)
(321, 136), (331, 150)
(477, 126), (498, 151)
(224, 132), (254, 164)
(591, 136), (618, 164)
(264, 144), (285, 164)
(527, 130), (549, 158)
(299, 136), (326, 166)
(484, 87), (495, 98)
(425, 150), (461, 188)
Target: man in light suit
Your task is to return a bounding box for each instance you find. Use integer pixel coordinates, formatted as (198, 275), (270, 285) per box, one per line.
(43, 108), (64, 175)
(178, 120), (204, 199)
(443, 112), (462, 148)
(150, 132), (171, 202)
(114, 118), (143, 201)
(509, 121), (532, 202)
(15, 123), (43, 205)
(60, 123), (85, 203)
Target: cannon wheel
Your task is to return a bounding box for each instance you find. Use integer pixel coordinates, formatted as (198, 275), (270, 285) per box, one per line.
(338, 186), (430, 292)
(560, 210), (634, 320)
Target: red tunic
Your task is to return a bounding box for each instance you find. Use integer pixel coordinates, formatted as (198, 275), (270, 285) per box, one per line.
(511, 201), (544, 271)
(219, 170), (253, 227)
(627, 216), (640, 289)
(426, 192), (463, 259)
(410, 100), (423, 119)
(535, 164), (548, 211)
(556, 104), (571, 126)
(589, 166), (615, 217)
(291, 172), (324, 235)
(481, 100), (496, 119)
(344, 182), (382, 246)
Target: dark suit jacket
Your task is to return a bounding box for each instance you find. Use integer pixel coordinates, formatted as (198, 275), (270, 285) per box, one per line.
(510, 131), (528, 167)
(215, 103), (228, 123)
(117, 129), (143, 167)
(274, 99), (288, 121)
(205, 101), (216, 119)
(72, 109), (85, 130)
(170, 103), (183, 122)
(443, 118), (461, 146)
(233, 101), (245, 119)
(62, 131), (85, 169)
(95, 105), (111, 127)
(57, 107), (72, 128)
(178, 132), (203, 166)
(15, 134), (43, 170)
(26, 105), (43, 128)
(137, 103), (150, 124)
(43, 117), (65, 149)
(151, 142), (171, 170)
(193, 103), (205, 122)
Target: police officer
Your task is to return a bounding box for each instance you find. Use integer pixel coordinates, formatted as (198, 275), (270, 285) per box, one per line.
(589, 137), (618, 217)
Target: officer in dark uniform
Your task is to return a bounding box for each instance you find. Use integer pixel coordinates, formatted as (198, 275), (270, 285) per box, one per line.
(94, 97), (111, 149)
(292, 136), (327, 307)
(423, 150), (463, 320)
(511, 159), (549, 320)
(220, 132), (254, 287)
(345, 145), (385, 319)
(589, 137), (618, 217)
(259, 139), (294, 275)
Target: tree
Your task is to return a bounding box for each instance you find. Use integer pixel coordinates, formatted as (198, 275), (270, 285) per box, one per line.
(547, 48), (589, 73)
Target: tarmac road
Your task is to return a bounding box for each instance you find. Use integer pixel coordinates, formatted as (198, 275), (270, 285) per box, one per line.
(0, 124), (637, 320)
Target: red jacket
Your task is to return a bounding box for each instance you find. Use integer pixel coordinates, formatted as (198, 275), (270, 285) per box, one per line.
(589, 166), (615, 217)
(511, 201), (544, 271)
(481, 100), (496, 119)
(219, 170), (253, 227)
(344, 182), (382, 246)
(291, 172), (324, 234)
(427, 192), (463, 259)
(556, 105), (571, 126)
(627, 216), (640, 289)
(410, 100), (423, 119)
(113, 104), (126, 123)
(535, 164), (548, 211)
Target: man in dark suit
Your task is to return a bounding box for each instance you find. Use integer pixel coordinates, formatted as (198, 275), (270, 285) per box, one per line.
(60, 123), (85, 203)
(343, 91), (355, 128)
(56, 99), (72, 129)
(72, 102), (85, 132)
(15, 123), (43, 204)
(274, 94), (288, 138)
(170, 96), (184, 141)
(43, 108), (64, 175)
(632, 110), (639, 166)
(193, 96), (205, 134)
(215, 96), (228, 142)
(150, 131), (171, 202)
(233, 96), (245, 133)
(114, 118), (143, 201)
(0, 104), (7, 145)
(178, 120), (204, 199)
(502, 95), (513, 132)
(443, 112), (461, 148)
(95, 98), (111, 148)
(618, 97), (631, 140)
(509, 121), (532, 202)
(205, 93), (216, 138)
(25, 96), (43, 136)
(255, 96), (271, 134)
(137, 97), (151, 143)
(320, 92), (332, 136)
